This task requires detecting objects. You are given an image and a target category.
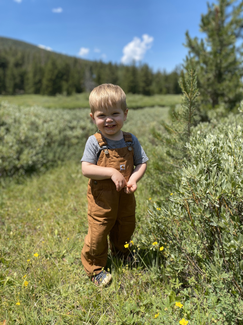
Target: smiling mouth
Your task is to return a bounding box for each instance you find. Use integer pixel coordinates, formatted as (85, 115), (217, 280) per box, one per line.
(105, 125), (116, 128)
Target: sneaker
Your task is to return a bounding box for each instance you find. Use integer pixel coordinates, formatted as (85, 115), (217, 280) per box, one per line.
(92, 270), (112, 287)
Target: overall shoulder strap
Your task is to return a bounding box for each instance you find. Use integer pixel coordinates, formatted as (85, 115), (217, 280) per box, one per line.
(123, 132), (133, 143)
(94, 132), (107, 148)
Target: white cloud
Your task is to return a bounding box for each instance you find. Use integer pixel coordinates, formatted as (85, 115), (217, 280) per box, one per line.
(38, 44), (52, 51)
(94, 48), (101, 53)
(52, 7), (63, 13)
(121, 34), (154, 64)
(78, 47), (90, 57)
(14, 0), (22, 3)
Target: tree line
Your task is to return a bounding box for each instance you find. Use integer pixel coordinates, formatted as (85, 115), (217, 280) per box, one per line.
(0, 46), (181, 96)
(1, 0), (243, 109)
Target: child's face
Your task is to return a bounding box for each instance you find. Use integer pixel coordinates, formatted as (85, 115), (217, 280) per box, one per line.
(90, 105), (128, 140)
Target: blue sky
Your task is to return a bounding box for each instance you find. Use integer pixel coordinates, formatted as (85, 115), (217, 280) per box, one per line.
(0, 0), (212, 72)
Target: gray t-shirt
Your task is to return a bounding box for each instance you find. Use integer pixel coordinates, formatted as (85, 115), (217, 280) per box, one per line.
(81, 133), (148, 166)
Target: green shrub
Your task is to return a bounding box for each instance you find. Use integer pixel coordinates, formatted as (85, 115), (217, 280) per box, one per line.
(0, 102), (95, 178)
(146, 112), (243, 323)
(145, 70), (199, 198)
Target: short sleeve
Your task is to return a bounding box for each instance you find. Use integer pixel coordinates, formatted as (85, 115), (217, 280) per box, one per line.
(81, 135), (100, 164)
(132, 134), (149, 166)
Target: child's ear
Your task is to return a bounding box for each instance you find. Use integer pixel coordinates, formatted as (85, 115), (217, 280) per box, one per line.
(90, 113), (95, 122)
(124, 109), (128, 120)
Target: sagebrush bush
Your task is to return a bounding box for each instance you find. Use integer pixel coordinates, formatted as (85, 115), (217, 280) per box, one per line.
(146, 112), (243, 323)
(142, 70), (243, 322)
(0, 102), (95, 178)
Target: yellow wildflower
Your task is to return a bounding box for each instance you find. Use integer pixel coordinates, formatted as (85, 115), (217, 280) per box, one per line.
(27, 259), (30, 262)
(164, 307), (168, 311)
(157, 207), (161, 211)
(149, 198), (151, 200)
(170, 193), (173, 195)
(179, 318), (188, 325)
(124, 243), (129, 248)
(34, 253), (39, 257)
(24, 281), (28, 287)
(130, 240), (134, 245)
(152, 241), (158, 246)
(175, 302), (183, 308)
(16, 301), (20, 305)
(160, 246), (164, 251)
(154, 313), (159, 318)
(23, 274), (27, 278)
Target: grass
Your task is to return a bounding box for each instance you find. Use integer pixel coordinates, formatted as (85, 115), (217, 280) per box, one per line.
(0, 107), (172, 324)
(0, 161), (162, 324)
(0, 161), (229, 324)
(0, 105), (226, 324)
(0, 93), (181, 109)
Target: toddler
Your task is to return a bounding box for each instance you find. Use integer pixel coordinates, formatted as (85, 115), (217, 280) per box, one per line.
(81, 84), (148, 286)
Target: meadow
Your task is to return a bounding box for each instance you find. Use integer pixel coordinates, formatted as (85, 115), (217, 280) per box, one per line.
(0, 93), (181, 110)
(1, 95), (243, 324)
(1, 105), (181, 324)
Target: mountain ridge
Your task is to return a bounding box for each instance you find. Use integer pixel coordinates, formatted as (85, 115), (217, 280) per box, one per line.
(0, 36), (90, 63)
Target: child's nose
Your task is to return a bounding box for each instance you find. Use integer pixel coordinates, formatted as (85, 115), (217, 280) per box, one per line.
(106, 116), (113, 121)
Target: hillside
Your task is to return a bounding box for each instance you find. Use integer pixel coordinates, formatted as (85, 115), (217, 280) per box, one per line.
(0, 36), (181, 96)
(0, 36), (90, 63)
(0, 36), (41, 51)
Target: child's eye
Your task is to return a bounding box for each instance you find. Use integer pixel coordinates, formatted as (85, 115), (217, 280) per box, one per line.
(113, 113), (119, 115)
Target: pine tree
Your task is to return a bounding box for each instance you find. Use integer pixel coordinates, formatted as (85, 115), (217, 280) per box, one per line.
(5, 62), (16, 95)
(94, 61), (105, 85)
(27, 56), (43, 94)
(121, 63), (139, 94)
(59, 60), (72, 95)
(166, 67), (182, 94)
(147, 70), (200, 196)
(72, 58), (85, 93)
(184, 0), (243, 110)
(139, 64), (153, 95)
(41, 57), (62, 95)
(0, 54), (7, 94)
(104, 62), (119, 84)
(0, 69), (4, 94)
(65, 68), (76, 95)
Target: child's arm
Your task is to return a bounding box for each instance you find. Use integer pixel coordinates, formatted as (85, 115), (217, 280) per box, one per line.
(124, 162), (147, 194)
(82, 161), (127, 192)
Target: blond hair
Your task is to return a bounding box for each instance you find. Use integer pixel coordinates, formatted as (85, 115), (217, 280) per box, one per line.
(89, 84), (127, 114)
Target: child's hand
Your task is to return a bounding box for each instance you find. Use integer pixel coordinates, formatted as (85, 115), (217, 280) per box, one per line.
(124, 163), (147, 194)
(124, 180), (137, 194)
(111, 170), (127, 191)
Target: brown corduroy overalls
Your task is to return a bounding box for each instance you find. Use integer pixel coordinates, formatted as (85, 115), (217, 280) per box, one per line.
(81, 131), (136, 277)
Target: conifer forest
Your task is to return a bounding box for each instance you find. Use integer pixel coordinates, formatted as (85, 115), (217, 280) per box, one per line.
(0, 37), (181, 96)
